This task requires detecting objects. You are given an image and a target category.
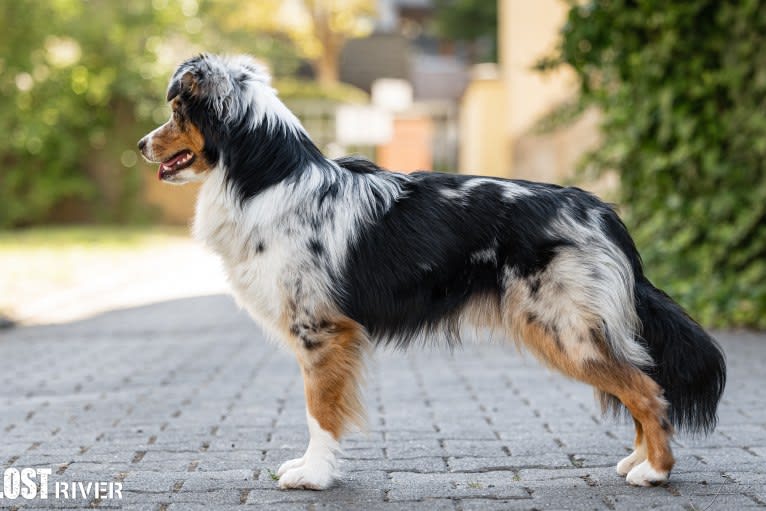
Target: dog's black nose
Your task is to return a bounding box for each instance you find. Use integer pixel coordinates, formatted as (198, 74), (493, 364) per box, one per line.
(137, 138), (147, 151)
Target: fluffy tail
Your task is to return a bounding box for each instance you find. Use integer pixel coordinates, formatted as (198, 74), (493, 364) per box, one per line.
(630, 277), (727, 433)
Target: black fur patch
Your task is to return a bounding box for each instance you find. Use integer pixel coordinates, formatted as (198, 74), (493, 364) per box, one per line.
(300, 335), (322, 350)
(219, 117), (325, 202)
(308, 238), (324, 257)
(634, 279), (726, 433)
(528, 275), (542, 297)
(335, 156), (384, 174)
(333, 170), (606, 347)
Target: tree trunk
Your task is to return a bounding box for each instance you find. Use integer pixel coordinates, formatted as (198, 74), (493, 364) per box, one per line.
(313, 45), (340, 85)
(307, 0), (342, 85)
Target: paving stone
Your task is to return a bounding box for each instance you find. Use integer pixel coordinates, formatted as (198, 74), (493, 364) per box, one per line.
(0, 297), (763, 509)
(343, 456), (447, 473)
(388, 471), (530, 501)
(447, 453), (572, 472)
(315, 499), (458, 511)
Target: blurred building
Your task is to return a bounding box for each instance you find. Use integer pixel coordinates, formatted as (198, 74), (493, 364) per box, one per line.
(341, 0), (469, 101)
(339, 0), (467, 173)
(460, 0), (605, 190)
(341, 0), (603, 187)
(143, 0), (606, 224)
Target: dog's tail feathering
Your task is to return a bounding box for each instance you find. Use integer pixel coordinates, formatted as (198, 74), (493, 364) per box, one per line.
(602, 277), (726, 434)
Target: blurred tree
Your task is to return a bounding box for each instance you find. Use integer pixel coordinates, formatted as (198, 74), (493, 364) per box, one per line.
(0, 1), (195, 226)
(539, 0), (766, 329)
(433, 0), (497, 62)
(211, 0), (375, 85)
(0, 0), (360, 227)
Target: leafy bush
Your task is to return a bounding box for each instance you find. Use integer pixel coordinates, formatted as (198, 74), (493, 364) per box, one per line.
(541, 0), (766, 329)
(0, 1), (199, 227)
(433, 0), (498, 62)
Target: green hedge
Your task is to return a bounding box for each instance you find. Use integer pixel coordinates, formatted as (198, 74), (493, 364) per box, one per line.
(541, 0), (766, 329)
(0, 2), (199, 227)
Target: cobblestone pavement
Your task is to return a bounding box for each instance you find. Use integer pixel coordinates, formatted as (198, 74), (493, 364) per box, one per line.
(0, 295), (764, 510)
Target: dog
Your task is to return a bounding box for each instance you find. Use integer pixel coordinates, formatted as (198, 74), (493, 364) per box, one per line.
(138, 54), (726, 490)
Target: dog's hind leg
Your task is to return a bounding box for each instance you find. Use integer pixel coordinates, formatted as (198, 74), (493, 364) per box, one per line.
(503, 278), (674, 487)
(510, 314), (675, 486)
(588, 366), (674, 486)
(277, 316), (367, 490)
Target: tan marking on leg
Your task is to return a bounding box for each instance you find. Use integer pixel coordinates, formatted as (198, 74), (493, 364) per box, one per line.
(507, 310), (674, 476)
(511, 313), (581, 373)
(577, 361), (674, 475)
(296, 317), (367, 438)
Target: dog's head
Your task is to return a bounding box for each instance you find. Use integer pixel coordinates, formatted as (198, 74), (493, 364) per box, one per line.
(137, 54), (272, 184)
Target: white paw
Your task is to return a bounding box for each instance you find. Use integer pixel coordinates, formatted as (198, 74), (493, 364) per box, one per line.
(625, 460), (669, 487)
(277, 456), (305, 476)
(278, 461), (336, 490)
(616, 449), (646, 476)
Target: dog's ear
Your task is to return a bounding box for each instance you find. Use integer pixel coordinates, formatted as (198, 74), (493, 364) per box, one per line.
(167, 71), (198, 102)
(180, 71), (197, 95)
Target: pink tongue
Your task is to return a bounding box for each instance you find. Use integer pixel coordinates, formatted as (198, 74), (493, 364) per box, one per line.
(162, 152), (187, 168)
(158, 152), (188, 178)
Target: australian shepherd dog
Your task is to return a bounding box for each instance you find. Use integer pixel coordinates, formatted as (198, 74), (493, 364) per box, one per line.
(139, 54), (726, 490)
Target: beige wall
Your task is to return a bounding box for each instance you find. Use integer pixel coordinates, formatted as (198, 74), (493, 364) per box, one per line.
(501, 0), (575, 140)
(458, 0), (606, 191)
(500, 0), (603, 187)
(458, 65), (509, 177)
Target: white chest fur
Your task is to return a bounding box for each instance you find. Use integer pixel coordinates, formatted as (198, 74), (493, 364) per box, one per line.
(190, 165), (404, 341)
(191, 169), (347, 339)
(192, 171), (291, 334)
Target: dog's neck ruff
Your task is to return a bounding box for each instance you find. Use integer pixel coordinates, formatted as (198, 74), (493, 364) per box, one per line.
(184, 53), (414, 336)
(215, 96), (329, 204)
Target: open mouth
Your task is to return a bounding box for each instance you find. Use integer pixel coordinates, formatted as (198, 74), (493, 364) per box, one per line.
(158, 149), (195, 180)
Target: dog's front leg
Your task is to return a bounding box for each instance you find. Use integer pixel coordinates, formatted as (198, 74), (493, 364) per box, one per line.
(277, 408), (339, 490)
(277, 317), (367, 490)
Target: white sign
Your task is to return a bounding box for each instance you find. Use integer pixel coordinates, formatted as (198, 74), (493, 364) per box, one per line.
(372, 78), (413, 112)
(336, 105), (393, 146)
